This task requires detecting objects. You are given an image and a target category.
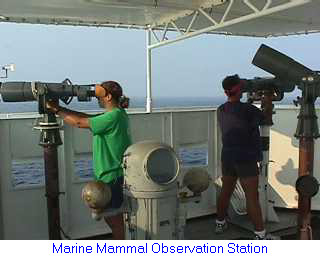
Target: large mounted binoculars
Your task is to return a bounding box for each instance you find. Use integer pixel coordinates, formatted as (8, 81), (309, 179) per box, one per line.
(252, 44), (320, 93)
(239, 43), (320, 102)
(241, 76), (295, 102)
(252, 44), (320, 139)
(0, 79), (96, 114)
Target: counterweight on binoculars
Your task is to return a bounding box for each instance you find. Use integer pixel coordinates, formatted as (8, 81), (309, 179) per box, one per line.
(252, 44), (320, 93)
(0, 79), (96, 114)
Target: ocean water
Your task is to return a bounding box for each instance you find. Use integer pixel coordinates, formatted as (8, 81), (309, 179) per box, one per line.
(0, 95), (300, 113)
(5, 97), (213, 188)
(0, 96), (222, 113)
(11, 144), (208, 188)
(3, 95), (301, 188)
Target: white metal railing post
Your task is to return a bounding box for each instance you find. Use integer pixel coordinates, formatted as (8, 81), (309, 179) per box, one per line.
(146, 29), (153, 113)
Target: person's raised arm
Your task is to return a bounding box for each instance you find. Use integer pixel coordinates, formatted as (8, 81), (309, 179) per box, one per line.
(46, 101), (100, 129)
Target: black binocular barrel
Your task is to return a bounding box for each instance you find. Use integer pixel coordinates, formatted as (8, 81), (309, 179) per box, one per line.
(242, 77), (295, 94)
(0, 82), (95, 102)
(242, 77), (276, 92)
(252, 44), (314, 83)
(0, 82), (36, 101)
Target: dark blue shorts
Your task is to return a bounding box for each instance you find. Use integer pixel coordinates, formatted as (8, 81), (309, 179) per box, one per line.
(106, 176), (124, 209)
(221, 161), (259, 178)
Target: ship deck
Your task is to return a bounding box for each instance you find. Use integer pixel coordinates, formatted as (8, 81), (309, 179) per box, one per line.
(84, 209), (320, 240)
(185, 209), (300, 240)
(1, 108), (320, 239)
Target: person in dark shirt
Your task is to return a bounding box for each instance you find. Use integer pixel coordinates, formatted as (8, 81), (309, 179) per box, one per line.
(215, 74), (272, 240)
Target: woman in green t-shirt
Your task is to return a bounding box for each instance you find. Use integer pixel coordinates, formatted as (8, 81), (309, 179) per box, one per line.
(46, 81), (132, 240)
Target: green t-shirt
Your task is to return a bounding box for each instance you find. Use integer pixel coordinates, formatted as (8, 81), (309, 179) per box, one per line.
(89, 108), (131, 183)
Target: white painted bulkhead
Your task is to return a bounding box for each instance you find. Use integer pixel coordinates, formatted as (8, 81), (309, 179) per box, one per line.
(0, 107), (319, 239)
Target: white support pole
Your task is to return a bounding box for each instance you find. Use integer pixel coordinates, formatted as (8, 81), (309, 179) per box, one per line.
(243, 0), (260, 13)
(221, 0), (234, 23)
(148, 0), (310, 49)
(151, 29), (160, 43)
(170, 21), (183, 34)
(198, 8), (218, 25)
(263, 0), (273, 11)
(186, 11), (199, 34)
(146, 29), (153, 113)
(161, 22), (169, 41)
(259, 126), (279, 223)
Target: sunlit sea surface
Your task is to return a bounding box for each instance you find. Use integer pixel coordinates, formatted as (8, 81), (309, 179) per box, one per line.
(2, 96), (297, 188)
(5, 97), (218, 188)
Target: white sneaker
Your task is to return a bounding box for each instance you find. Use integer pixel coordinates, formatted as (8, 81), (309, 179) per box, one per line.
(254, 233), (279, 240)
(215, 221), (228, 234)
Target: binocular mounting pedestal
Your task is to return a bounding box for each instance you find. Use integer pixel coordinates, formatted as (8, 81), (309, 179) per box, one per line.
(34, 112), (63, 240)
(294, 78), (320, 240)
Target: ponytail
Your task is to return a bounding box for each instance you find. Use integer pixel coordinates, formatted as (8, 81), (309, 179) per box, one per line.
(119, 95), (130, 109)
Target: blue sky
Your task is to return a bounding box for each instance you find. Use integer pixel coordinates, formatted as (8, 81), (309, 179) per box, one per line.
(1, 22), (320, 98)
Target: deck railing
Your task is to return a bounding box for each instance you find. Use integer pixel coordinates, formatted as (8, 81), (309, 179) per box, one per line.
(0, 107), (319, 239)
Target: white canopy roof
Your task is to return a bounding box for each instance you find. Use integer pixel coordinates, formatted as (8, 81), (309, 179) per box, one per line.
(0, 0), (319, 37)
(1, 0), (318, 112)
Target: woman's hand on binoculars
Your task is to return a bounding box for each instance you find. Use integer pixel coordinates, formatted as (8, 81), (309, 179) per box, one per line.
(46, 101), (60, 114)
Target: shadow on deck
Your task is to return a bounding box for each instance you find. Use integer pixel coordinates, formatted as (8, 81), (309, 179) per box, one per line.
(83, 209), (320, 240)
(185, 208), (320, 240)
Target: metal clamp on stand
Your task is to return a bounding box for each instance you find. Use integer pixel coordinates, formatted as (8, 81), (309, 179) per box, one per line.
(34, 113), (62, 146)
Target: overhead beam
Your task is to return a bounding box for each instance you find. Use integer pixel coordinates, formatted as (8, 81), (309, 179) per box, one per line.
(148, 0), (311, 50)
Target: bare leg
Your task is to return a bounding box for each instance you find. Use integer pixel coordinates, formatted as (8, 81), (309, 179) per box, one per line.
(217, 176), (237, 221)
(104, 214), (124, 240)
(240, 176), (264, 231)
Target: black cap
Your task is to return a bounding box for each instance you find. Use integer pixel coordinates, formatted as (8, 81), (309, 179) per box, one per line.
(222, 74), (242, 90)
